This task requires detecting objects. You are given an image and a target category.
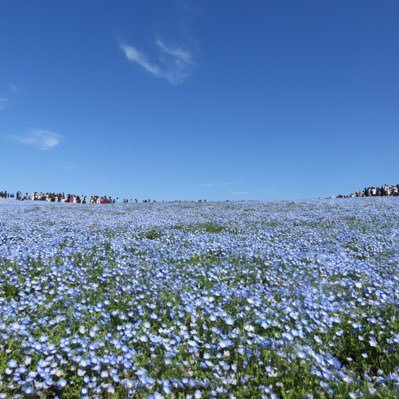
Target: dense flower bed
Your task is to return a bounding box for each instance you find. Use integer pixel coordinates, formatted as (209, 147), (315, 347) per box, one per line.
(0, 199), (398, 398)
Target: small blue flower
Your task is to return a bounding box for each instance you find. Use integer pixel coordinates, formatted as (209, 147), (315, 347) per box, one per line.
(56, 379), (67, 389)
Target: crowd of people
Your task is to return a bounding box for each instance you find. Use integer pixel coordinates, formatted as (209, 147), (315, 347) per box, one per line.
(4, 184), (399, 203)
(1, 190), (152, 204)
(334, 183), (399, 198)
(12, 191), (118, 204)
(0, 191), (14, 199)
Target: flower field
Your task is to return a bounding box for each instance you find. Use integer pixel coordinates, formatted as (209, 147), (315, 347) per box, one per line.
(0, 199), (398, 399)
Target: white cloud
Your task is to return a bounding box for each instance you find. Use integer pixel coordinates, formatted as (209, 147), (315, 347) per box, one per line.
(156, 38), (193, 64)
(120, 44), (162, 77)
(121, 38), (194, 85)
(15, 129), (61, 150)
(0, 98), (8, 111)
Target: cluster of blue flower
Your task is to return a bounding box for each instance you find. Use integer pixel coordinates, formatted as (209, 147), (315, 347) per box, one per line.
(0, 199), (398, 398)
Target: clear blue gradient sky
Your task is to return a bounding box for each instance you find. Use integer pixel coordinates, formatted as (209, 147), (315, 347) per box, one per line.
(1, 1), (398, 200)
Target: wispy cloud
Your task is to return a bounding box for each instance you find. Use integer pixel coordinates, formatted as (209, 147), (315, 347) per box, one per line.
(15, 129), (61, 150)
(0, 98), (8, 111)
(156, 38), (193, 64)
(120, 44), (161, 76)
(121, 38), (194, 85)
(0, 84), (22, 111)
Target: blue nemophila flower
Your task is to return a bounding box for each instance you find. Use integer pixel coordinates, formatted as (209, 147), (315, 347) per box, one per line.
(22, 386), (34, 395)
(0, 199), (398, 396)
(56, 379), (67, 389)
(219, 339), (233, 349)
(369, 338), (378, 347)
(7, 360), (18, 368)
(121, 378), (134, 389)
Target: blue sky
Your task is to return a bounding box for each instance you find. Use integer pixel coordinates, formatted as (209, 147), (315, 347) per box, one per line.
(1, 1), (398, 200)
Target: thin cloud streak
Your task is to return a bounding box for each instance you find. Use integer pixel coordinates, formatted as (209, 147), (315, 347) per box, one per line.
(120, 44), (161, 77)
(15, 130), (61, 150)
(121, 39), (194, 85)
(156, 38), (193, 64)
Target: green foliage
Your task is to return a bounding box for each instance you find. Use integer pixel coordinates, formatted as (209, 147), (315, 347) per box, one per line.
(141, 229), (163, 240)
